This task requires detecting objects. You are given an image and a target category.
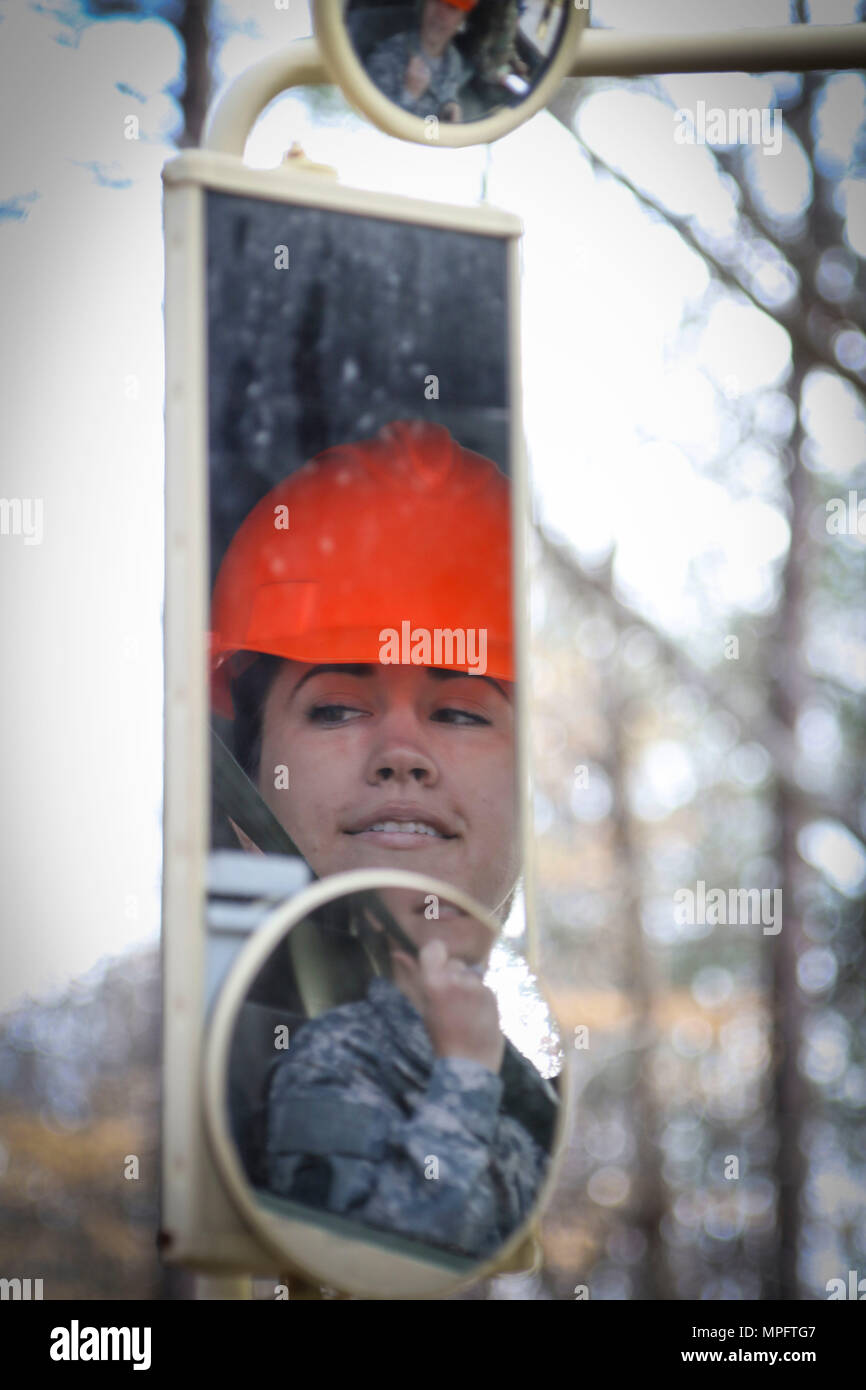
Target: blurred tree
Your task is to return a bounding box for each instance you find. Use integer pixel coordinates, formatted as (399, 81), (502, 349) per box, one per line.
(83, 0), (212, 145)
(540, 30), (865, 1299)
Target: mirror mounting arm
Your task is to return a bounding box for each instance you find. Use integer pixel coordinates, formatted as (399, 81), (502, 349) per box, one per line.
(202, 24), (866, 162)
(570, 24), (866, 77)
(204, 37), (331, 159)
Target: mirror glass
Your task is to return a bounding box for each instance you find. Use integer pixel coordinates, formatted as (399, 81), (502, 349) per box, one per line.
(224, 880), (562, 1286)
(343, 0), (571, 126)
(206, 189), (519, 938)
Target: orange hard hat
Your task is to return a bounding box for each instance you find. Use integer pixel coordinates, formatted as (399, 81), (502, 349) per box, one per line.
(441, 0), (479, 9)
(209, 420), (513, 717)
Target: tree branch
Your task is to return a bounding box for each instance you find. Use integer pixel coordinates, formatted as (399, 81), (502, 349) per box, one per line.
(534, 522), (865, 847)
(547, 94), (866, 400)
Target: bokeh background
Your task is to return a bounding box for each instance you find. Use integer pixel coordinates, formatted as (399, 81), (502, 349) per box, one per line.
(0, 0), (864, 1299)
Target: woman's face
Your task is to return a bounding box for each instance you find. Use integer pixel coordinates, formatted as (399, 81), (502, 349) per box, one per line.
(256, 660), (518, 919)
(421, 0), (466, 49)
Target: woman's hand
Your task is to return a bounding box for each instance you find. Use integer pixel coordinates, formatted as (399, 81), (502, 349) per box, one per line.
(393, 940), (504, 1074)
(405, 54), (432, 98)
(440, 100), (462, 122)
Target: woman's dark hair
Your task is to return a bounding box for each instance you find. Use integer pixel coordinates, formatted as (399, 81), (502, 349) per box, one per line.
(228, 653), (285, 782)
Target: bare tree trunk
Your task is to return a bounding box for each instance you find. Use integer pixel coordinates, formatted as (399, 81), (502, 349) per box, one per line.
(762, 59), (821, 1303)
(766, 356), (809, 1301)
(607, 673), (670, 1300)
(177, 0), (212, 149)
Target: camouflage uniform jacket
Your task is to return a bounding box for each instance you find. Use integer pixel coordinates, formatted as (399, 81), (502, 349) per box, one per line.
(264, 976), (550, 1259)
(364, 31), (469, 119)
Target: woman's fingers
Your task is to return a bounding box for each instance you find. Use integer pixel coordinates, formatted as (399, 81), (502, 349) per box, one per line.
(391, 948), (420, 976)
(419, 939), (449, 973)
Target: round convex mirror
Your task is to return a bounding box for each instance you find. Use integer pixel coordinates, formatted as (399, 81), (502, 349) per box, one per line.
(204, 869), (566, 1298)
(314, 0), (589, 148)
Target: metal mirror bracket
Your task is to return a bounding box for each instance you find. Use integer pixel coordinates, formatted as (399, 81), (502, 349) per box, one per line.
(570, 24), (866, 77)
(202, 23), (866, 163)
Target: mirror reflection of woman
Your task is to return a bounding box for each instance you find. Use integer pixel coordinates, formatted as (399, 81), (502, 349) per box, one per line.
(211, 420), (517, 926)
(364, 0), (478, 122)
(210, 420), (555, 1259)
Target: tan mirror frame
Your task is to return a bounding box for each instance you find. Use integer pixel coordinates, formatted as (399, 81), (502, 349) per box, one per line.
(313, 0), (590, 148)
(203, 866), (569, 1299)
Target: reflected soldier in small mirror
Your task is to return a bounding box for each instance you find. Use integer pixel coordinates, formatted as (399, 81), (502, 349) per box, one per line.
(351, 0), (553, 124)
(262, 888), (554, 1260)
(364, 0), (478, 122)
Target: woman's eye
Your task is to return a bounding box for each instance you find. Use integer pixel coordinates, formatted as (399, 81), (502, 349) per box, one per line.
(307, 704), (367, 725)
(431, 707), (491, 727)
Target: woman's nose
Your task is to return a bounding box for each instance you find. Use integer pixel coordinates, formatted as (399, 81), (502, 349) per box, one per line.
(364, 717), (439, 786)
(371, 753), (437, 785)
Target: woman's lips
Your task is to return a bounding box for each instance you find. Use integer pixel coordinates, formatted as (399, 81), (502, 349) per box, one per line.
(346, 823), (453, 850)
(343, 807), (458, 845)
